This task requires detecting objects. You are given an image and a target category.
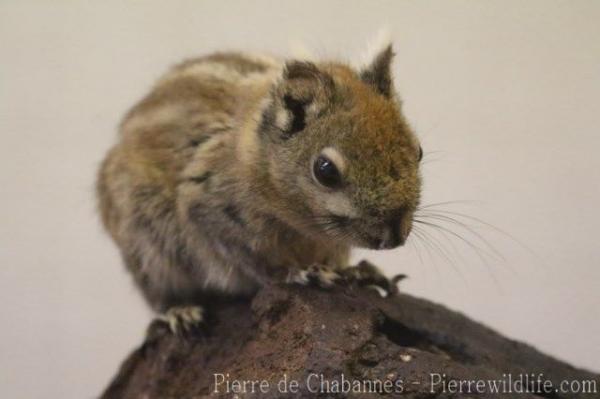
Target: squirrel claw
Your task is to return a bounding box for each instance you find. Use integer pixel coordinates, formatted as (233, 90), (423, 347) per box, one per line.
(158, 305), (205, 338)
(288, 261), (405, 296)
(341, 260), (406, 297)
(287, 264), (341, 289)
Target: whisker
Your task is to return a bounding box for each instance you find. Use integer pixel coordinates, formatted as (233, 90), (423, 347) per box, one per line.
(418, 208), (536, 259)
(416, 212), (505, 261)
(420, 151), (446, 166)
(411, 226), (442, 277)
(423, 150), (444, 157)
(408, 229), (425, 267)
(414, 224), (468, 284)
(414, 219), (496, 265)
(418, 200), (481, 209)
(414, 218), (508, 288)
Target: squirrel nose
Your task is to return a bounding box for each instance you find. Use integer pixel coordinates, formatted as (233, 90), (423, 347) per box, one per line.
(379, 209), (412, 249)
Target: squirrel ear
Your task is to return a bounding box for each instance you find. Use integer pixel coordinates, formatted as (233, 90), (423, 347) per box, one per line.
(266, 61), (333, 137)
(284, 60), (323, 81)
(360, 44), (395, 97)
(282, 61), (326, 135)
(282, 93), (307, 135)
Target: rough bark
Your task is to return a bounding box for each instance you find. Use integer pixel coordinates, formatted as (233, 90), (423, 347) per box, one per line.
(101, 285), (598, 398)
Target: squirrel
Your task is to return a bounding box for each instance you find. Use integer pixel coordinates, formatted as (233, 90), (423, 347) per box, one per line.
(97, 44), (422, 335)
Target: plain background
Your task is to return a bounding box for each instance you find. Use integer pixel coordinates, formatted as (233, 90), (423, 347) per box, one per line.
(1, 1), (599, 397)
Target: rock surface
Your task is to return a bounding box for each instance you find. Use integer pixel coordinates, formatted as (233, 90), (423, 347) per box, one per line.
(101, 285), (598, 398)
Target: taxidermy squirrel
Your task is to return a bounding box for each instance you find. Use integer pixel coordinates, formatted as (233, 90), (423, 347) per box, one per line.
(97, 43), (423, 335)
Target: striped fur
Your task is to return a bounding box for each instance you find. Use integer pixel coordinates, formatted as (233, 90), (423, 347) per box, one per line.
(97, 48), (421, 312)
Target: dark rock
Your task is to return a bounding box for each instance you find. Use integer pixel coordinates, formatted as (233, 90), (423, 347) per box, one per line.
(101, 285), (598, 398)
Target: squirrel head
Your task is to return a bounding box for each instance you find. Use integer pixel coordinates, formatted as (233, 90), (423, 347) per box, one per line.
(256, 46), (422, 250)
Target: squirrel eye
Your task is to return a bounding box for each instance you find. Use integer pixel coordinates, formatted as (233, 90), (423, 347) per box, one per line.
(313, 156), (341, 188)
(418, 146), (423, 162)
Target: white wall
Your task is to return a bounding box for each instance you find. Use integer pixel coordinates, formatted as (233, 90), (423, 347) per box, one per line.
(1, 1), (598, 397)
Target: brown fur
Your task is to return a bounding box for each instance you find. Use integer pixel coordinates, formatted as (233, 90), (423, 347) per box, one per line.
(97, 48), (421, 313)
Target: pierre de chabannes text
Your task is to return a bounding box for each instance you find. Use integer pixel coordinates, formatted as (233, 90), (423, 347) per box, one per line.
(213, 372), (598, 395)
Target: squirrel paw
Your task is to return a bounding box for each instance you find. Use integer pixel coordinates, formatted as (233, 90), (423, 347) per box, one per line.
(287, 264), (341, 289)
(341, 260), (406, 297)
(158, 305), (205, 338)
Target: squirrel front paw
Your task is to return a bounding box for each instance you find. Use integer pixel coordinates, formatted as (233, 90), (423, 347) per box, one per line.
(287, 264), (342, 289)
(340, 260), (406, 296)
(158, 305), (205, 338)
